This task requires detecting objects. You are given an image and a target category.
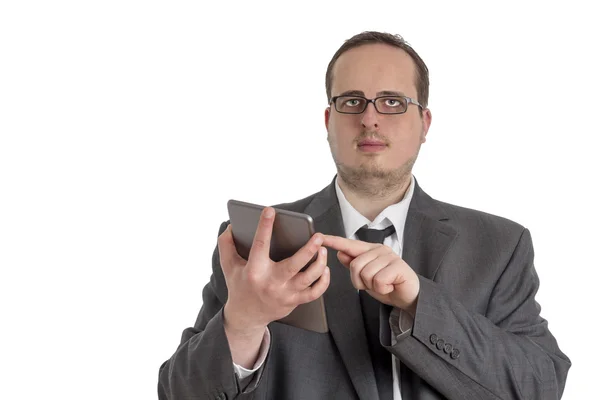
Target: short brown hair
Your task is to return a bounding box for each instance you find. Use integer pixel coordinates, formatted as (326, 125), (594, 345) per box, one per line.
(325, 31), (430, 109)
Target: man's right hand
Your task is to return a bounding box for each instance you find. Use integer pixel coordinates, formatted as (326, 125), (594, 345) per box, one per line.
(218, 206), (330, 336)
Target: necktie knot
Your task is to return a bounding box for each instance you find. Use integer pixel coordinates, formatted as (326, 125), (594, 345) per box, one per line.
(355, 225), (396, 244)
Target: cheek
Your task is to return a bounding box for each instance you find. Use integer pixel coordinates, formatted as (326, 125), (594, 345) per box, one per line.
(328, 118), (357, 145)
(391, 116), (423, 143)
(386, 120), (424, 155)
(392, 133), (422, 153)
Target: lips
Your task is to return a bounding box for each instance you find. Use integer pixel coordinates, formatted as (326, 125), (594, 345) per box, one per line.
(358, 139), (386, 147)
(357, 139), (387, 153)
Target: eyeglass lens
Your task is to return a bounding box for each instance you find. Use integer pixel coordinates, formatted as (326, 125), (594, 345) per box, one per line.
(334, 96), (408, 114)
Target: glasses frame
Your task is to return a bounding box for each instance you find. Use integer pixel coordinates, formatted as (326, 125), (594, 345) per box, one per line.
(329, 95), (423, 115)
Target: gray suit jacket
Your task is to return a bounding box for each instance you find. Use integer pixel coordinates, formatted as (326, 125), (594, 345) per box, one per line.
(158, 177), (571, 400)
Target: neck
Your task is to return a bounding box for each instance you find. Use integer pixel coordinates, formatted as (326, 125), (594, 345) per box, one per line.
(337, 173), (412, 221)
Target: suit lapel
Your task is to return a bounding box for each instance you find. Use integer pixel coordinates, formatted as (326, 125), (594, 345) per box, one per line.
(401, 210), (458, 281)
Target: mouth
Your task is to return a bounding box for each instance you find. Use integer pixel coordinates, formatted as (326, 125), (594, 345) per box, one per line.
(357, 139), (387, 153)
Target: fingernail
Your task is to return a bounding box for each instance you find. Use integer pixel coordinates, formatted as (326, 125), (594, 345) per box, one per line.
(314, 234), (323, 245)
(265, 208), (274, 218)
(320, 247), (327, 256)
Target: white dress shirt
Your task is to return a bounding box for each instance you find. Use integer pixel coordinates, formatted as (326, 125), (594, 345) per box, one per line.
(234, 175), (416, 400)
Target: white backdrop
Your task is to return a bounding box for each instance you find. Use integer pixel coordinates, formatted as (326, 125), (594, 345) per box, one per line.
(1, 1), (598, 399)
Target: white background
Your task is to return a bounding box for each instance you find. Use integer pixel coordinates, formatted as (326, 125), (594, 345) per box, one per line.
(1, 1), (598, 399)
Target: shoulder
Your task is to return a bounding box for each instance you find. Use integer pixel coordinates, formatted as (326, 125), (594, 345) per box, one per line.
(432, 197), (528, 247)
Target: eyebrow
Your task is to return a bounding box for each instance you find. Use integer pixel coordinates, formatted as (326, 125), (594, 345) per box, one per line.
(336, 90), (407, 97)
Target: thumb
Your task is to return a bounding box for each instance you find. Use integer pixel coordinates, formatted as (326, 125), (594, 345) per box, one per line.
(218, 225), (245, 274)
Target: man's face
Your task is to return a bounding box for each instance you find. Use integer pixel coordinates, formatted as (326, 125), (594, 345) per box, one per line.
(325, 43), (432, 195)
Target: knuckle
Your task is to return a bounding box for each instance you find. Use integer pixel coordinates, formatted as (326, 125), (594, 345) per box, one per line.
(304, 293), (316, 304)
(297, 274), (309, 288)
(373, 275), (385, 287)
(359, 268), (372, 281)
(246, 270), (261, 284)
(304, 289), (317, 301)
(302, 273), (315, 288)
(317, 280), (329, 296)
(349, 259), (361, 272)
(285, 261), (297, 276)
(261, 217), (271, 228)
(306, 243), (318, 256)
(253, 238), (267, 249)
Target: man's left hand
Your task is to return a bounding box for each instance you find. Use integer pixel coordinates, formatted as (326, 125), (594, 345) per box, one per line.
(322, 235), (420, 317)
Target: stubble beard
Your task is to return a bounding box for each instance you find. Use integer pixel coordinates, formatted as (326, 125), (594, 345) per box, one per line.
(329, 135), (420, 199)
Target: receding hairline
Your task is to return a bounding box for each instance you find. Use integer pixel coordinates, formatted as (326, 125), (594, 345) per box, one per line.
(328, 43), (420, 98)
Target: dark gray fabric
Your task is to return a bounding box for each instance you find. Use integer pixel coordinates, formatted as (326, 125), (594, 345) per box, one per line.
(157, 176), (571, 400)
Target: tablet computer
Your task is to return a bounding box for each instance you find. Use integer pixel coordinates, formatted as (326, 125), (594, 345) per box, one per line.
(227, 199), (329, 333)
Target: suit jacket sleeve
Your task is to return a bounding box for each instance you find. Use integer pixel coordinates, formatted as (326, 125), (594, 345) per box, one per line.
(385, 228), (571, 399)
(157, 221), (268, 400)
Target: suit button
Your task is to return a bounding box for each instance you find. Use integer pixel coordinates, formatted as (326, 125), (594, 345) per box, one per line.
(436, 338), (445, 350)
(450, 348), (460, 359)
(443, 343), (453, 354)
(429, 334), (438, 344)
(216, 393), (227, 400)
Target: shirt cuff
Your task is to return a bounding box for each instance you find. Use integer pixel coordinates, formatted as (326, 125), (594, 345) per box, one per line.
(233, 327), (271, 379)
(399, 309), (414, 332)
(389, 308), (414, 345)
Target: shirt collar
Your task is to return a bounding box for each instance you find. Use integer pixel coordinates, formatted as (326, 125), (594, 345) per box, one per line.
(334, 175), (415, 244)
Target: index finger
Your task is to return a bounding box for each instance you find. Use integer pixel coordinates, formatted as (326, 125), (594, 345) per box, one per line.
(322, 234), (379, 258)
(247, 207), (276, 262)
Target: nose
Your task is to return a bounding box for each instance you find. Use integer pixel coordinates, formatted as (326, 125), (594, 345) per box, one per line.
(361, 102), (379, 130)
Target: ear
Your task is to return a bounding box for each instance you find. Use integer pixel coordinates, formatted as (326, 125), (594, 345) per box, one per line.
(325, 107), (331, 131)
(420, 108), (432, 143)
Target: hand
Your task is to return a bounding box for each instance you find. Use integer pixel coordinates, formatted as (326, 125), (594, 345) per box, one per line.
(218, 207), (331, 334)
(322, 235), (420, 317)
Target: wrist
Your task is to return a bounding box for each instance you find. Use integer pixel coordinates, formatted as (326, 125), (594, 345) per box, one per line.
(223, 302), (267, 337)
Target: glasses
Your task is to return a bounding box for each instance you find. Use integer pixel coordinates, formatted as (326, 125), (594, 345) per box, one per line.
(329, 95), (422, 115)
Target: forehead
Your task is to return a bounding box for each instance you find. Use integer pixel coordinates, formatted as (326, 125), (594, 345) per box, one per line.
(331, 43), (417, 97)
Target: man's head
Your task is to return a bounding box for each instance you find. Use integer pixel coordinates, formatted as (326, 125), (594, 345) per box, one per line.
(325, 32), (432, 198)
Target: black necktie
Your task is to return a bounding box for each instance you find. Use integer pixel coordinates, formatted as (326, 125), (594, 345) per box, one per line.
(355, 225), (395, 400)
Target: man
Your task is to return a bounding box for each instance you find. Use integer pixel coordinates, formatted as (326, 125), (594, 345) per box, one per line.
(158, 31), (570, 399)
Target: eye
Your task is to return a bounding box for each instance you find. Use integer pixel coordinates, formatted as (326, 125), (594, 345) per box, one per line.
(384, 98), (401, 107)
(344, 98), (362, 107)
